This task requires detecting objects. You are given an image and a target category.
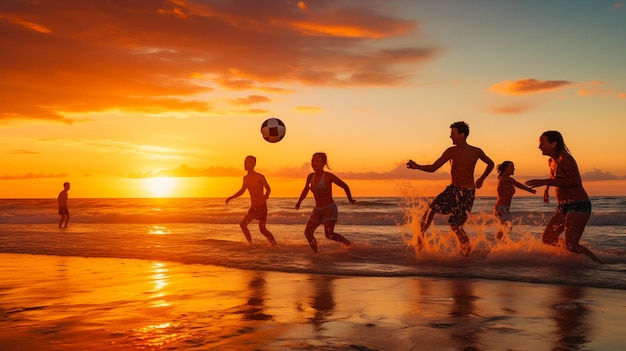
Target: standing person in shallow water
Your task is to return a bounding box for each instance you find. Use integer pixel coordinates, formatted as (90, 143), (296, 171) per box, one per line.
(226, 156), (277, 246)
(295, 152), (357, 254)
(494, 161), (536, 239)
(407, 121), (494, 257)
(58, 182), (70, 228)
(525, 131), (603, 263)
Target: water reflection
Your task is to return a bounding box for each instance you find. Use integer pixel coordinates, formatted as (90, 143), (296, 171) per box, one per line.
(309, 275), (336, 331)
(551, 285), (591, 351)
(241, 271), (272, 321)
(149, 262), (170, 308)
(132, 261), (181, 348)
(449, 280), (482, 350)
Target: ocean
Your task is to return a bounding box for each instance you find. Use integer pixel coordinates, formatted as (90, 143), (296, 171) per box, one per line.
(1, 196), (625, 290)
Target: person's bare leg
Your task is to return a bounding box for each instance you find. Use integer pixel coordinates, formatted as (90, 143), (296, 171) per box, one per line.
(564, 212), (603, 263)
(452, 224), (471, 257)
(258, 220), (277, 246)
(417, 208), (436, 249)
(324, 222), (351, 247)
(239, 214), (254, 244)
(542, 213), (565, 246)
(304, 220), (320, 254)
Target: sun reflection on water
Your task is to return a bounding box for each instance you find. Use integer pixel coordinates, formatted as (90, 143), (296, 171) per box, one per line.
(148, 225), (171, 235)
(150, 262), (170, 308)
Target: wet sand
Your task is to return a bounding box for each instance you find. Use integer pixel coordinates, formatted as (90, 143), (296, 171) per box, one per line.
(0, 253), (625, 350)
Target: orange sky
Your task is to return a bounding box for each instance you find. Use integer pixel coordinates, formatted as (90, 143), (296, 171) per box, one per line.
(1, 1), (625, 198)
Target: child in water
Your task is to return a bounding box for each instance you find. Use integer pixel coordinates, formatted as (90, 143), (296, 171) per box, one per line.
(494, 161), (536, 239)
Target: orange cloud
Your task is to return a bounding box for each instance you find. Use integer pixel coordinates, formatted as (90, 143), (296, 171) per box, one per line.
(0, 0), (435, 123)
(0, 173), (68, 180)
(489, 78), (572, 95)
(229, 95), (271, 106)
(0, 14), (51, 33)
(293, 106), (322, 113)
(8, 149), (40, 155)
(577, 81), (625, 99)
(490, 104), (532, 115)
(270, 162), (449, 181)
(137, 161), (447, 181)
(297, 1), (310, 13)
(129, 164), (241, 178)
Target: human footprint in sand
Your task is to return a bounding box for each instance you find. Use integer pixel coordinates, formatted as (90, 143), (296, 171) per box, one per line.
(407, 121), (494, 257)
(295, 152), (357, 254)
(525, 131), (603, 263)
(226, 156), (277, 246)
(494, 161), (536, 239)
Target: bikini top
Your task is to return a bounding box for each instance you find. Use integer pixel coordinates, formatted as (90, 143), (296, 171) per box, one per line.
(312, 172), (327, 194)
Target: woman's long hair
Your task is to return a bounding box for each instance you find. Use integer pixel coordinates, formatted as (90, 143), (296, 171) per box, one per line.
(496, 161), (513, 179)
(542, 130), (570, 155)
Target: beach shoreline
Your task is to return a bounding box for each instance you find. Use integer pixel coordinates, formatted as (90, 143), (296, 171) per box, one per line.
(1, 252), (625, 350)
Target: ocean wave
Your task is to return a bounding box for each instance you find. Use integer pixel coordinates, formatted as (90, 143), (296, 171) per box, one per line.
(2, 208), (625, 226)
(1, 221), (624, 291)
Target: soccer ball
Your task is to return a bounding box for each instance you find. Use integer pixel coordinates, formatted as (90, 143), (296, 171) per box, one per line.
(260, 118), (286, 143)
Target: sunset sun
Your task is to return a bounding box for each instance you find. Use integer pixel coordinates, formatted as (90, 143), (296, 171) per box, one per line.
(144, 177), (176, 198)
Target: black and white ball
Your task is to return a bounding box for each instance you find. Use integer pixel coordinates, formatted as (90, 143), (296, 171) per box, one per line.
(260, 118), (286, 143)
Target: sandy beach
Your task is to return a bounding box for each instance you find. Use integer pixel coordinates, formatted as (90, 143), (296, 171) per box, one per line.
(0, 253), (624, 350)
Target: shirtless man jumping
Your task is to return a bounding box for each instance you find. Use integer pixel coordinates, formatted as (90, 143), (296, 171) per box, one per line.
(407, 121), (494, 256)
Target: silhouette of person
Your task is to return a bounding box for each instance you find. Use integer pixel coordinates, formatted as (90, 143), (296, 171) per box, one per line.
(57, 182), (70, 228)
(226, 156), (277, 246)
(525, 131), (603, 263)
(494, 161), (536, 239)
(407, 121), (494, 256)
(295, 152), (357, 254)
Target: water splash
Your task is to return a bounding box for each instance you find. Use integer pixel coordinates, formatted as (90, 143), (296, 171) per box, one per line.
(399, 192), (591, 262)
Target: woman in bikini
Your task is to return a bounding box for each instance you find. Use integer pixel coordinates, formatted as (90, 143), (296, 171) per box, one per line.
(525, 131), (603, 263)
(295, 152), (357, 254)
(494, 161), (536, 239)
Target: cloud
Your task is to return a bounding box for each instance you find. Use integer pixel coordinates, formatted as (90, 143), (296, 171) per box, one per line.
(489, 104), (532, 115)
(134, 161), (458, 181)
(229, 95), (271, 106)
(292, 106), (322, 114)
(129, 164), (241, 178)
(36, 137), (182, 160)
(7, 149), (40, 155)
(581, 169), (626, 181)
(0, 172), (68, 180)
(578, 81), (626, 99)
(0, 13), (51, 33)
(270, 163), (311, 178)
(269, 161), (449, 180)
(489, 78), (573, 95)
(0, 0), (435, 123)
